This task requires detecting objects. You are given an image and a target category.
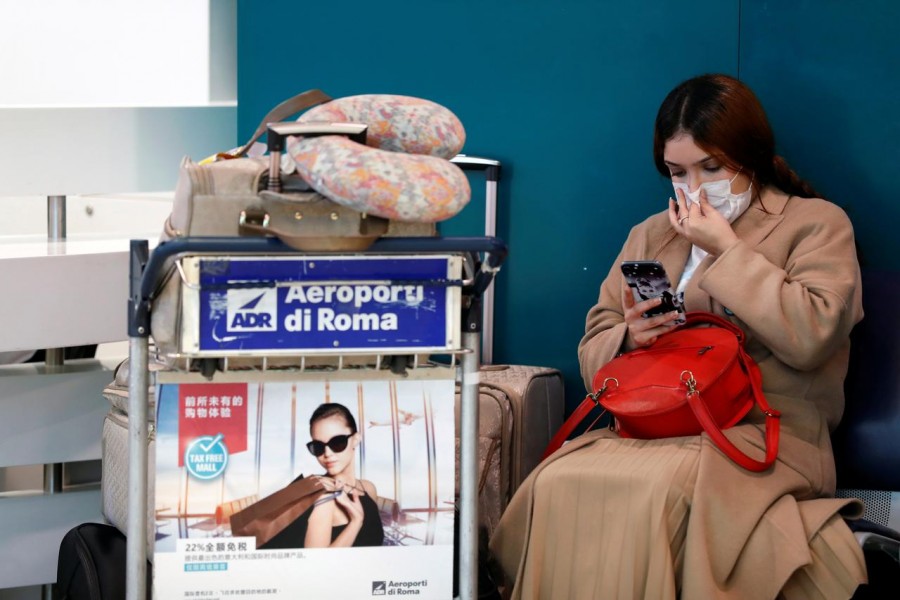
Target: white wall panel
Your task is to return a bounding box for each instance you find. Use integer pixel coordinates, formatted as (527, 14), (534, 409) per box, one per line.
(0, 1), (210, 107)
(0, 240), (134, 351)
(0, 362), (116, 468)
(0, 192), (173, 237)
(0, 491), (104, 588)
(0, 106), (236, 196)
(0, 1), (237, 593)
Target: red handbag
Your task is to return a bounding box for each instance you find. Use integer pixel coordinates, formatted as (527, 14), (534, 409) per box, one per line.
(543, 312), (781, 472)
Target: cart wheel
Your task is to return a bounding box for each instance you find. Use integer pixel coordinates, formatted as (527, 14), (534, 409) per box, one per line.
(198, 358), (218, 379)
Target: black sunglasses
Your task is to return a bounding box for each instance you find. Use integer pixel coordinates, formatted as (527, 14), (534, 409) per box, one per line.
(306, 434), (351, 457)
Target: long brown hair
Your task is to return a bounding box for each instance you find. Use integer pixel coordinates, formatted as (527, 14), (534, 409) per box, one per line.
(653, 74), (821, 199)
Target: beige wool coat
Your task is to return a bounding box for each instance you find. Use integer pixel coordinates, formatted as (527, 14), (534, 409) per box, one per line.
(490, 187), (867, 599)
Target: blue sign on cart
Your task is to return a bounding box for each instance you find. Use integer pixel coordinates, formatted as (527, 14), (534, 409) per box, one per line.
(187, 255), (461, 354)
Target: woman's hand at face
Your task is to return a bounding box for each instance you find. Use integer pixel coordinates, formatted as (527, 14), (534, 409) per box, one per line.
(621, 284), (680, 350)
(669, 188), (739, 256)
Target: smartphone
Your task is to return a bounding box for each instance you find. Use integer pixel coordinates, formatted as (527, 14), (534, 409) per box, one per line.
(620, 260), (686, 325)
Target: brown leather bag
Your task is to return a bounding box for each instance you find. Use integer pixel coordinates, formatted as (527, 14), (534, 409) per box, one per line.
(229, 477), (327, 548)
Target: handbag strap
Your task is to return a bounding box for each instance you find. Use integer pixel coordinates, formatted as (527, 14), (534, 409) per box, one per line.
(684, 346), (781, 472)
(541, 382), (612, 461)
(221, 89), (333, 159)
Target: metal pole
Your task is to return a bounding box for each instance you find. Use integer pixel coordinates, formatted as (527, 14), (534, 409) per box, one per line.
(390, 382), (402, 505)
(43, 452), (63, 600)
(45, 195), (67, 367)
(42, 463), (63, 493)
(254, 384), (265, 494)
(482, 182), (497, 365)
(357, 383), (367, 480)
(423, 392), (437, 510)
(42, 347), (64, 501)
(43, 195), (67, 600)
(290, 384), (297, 476)
(47, 195), (66, 239)
(459, 332), (481, 600)
(127, 336), (149, 600)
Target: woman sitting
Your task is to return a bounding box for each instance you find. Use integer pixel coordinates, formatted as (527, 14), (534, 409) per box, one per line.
(490, 74), (867, 599)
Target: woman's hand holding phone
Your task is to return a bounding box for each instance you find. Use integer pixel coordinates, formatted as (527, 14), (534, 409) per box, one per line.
(622, 287), (681, 349)
(620, 260), (686, 350)
(621, 283), (682, 350)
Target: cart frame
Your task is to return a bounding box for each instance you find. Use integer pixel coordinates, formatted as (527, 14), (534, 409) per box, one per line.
(125, 235), (507, 600)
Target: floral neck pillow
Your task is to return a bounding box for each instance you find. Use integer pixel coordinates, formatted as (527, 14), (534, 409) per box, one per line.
(286, 94), (470, 223)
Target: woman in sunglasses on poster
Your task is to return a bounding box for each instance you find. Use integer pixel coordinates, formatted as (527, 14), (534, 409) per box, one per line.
(261, 402), (384, 549)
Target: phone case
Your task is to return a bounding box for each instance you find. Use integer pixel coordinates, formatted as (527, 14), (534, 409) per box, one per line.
(621, 261), (686, 324)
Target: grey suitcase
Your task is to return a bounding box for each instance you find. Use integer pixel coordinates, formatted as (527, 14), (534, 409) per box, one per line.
(456, 365), (564, 540)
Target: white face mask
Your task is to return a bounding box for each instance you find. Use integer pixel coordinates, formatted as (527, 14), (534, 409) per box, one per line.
(672, 171), (753, 223)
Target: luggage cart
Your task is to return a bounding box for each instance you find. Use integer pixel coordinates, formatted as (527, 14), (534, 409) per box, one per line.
(125, 235), (507, 600)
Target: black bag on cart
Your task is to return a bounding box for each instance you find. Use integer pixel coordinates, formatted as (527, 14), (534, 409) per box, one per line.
(57, 522), (152, 600)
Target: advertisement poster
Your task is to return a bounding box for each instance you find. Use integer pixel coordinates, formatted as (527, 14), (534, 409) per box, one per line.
(153, 369), (457, 600)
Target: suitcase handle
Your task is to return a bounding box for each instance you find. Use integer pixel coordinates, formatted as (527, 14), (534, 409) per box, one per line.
(265, 122), (370, 193)
(450, 154), (501, 182)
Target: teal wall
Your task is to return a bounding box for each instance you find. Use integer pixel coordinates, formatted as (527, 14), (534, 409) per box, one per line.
(236, 1), (897, 413)
(739, 0), (899, 270)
